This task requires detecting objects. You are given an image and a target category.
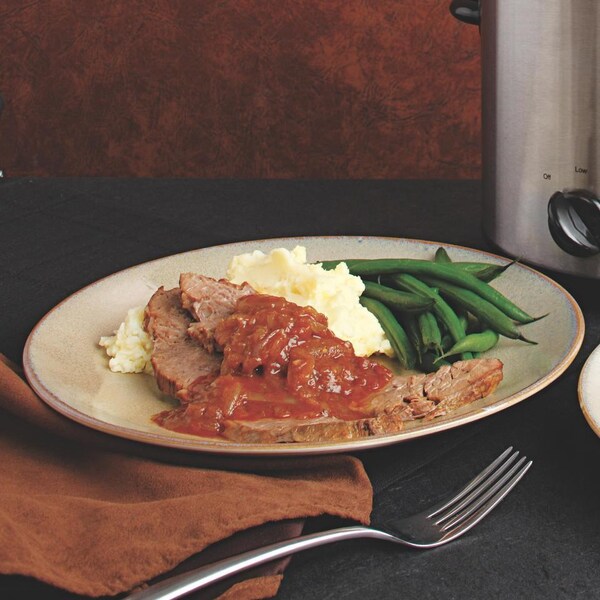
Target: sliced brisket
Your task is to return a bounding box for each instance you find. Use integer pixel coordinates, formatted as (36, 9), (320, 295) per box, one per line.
(222, 412), (407, 443)
(422, 358), (504, 418)
(144, 287), (221, 401)
(179, 273), (255, 353)
(221, 358), (503, 443)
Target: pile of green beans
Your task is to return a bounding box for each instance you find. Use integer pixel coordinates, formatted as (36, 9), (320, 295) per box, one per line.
(323, 248), (542, 373)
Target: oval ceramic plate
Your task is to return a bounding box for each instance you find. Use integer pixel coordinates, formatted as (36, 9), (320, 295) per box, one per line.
(578, 344), (600, 437)
(24, 236), (584, 456)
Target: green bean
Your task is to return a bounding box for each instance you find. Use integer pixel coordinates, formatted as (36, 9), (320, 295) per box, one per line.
(441, 333), (453, 352)
(458, 312), (469, 333)
(347, 259), (536, 324)
(438, 329), (499, 361)
(399, 312), (424, 361)
(418, 311), (443, 353)
(431, 245), (511, 282)
(319, 259), (364, 271)
(421, 276), (536, 344)
(385, 274), (473, 360)
(362, 281), (434, 312)
(359, 296), (417, 370)
(323, 255), (511, 285)
(434, 247), (453, 263)
(452, 261), (513, 283)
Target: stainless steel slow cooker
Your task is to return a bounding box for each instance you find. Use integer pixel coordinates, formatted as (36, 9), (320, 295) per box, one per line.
(451, 0), (600, 277)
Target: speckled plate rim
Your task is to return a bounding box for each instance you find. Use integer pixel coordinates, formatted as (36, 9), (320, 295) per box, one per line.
(23, 236), (585, 457)
(578, 344), (600, 437)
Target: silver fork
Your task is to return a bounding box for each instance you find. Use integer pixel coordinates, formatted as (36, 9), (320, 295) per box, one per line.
(125, 446), (532, 600)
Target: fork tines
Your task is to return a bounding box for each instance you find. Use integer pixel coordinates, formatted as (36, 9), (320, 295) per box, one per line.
(429, 446), (532, 538)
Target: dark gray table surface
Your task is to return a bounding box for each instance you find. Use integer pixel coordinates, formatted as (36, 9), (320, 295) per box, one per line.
(1, 178), (599, 599)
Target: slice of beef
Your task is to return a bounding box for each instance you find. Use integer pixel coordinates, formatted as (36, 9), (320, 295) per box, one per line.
(422, 358), (504, 419)
(222, 412), (407, 444)
(367, 358), (503, 421)
(367, 372), (434, 419)
(221, 358), (503, 444)
(179, 273), (255, 353)
(144, 287), (221, 401)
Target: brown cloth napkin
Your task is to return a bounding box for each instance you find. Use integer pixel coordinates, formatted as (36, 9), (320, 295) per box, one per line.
(0, 356), (372, 599)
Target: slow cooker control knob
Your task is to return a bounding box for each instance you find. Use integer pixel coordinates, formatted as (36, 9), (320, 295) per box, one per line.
(548, 190), (600, 257)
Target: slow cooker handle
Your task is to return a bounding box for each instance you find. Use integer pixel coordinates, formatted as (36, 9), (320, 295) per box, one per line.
(449, 0), (480, 25)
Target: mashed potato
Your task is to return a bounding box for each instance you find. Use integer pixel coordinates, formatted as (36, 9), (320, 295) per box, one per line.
(99, 306), (153, 374)
(227, 246), (393, 357)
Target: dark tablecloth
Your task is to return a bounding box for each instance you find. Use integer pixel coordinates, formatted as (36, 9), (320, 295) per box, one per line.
(1, 178), (599, 599)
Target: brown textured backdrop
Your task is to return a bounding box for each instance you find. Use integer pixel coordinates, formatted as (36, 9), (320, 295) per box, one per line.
(0, 1), (481, 178)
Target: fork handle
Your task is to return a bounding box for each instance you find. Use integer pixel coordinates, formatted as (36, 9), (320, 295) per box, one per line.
(124, 525), (388, 600)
